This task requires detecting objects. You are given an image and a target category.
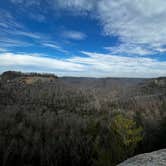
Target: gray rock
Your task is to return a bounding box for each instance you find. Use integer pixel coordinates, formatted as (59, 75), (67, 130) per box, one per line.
(118, 149), (166, 166)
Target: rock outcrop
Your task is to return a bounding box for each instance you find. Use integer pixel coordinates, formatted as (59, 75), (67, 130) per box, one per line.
(118, 149), (166, 166)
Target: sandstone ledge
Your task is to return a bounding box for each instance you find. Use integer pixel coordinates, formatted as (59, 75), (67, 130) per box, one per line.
(118, 149), (166, 166)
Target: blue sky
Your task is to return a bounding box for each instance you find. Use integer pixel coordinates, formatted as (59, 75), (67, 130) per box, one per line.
(0, 0), (166, 77)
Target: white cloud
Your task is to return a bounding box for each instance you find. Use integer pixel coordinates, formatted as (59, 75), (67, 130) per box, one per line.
(105, 44), (154, 56)
(55, 0), (96, 13)
(0, 51), (165, 77)
(53, 0), (166, 54)
(42, 43), (68, 53)
(29, 13), (46, 22)
(156, 47), (166, 53)
(0, 53), (84, 72)
(42, 43), (61, 49)
(11, 0), (40, 7)
(0, 9), (41, 45)
(14, 31), (41, 39)
(68, 51), (166, 77)
(11, 0), (24, 3)
(0, 38), (32, 48)
(97, 0), (166, 47)
(0, 48), (8, 52)
(0, 9), (23, 30)
(62, 30), (86, 40)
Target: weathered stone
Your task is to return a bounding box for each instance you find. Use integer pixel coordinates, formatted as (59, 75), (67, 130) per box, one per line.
(118, 149), (166, 166)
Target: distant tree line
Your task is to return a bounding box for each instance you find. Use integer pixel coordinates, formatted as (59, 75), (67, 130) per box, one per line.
(1, 71), (58, 82)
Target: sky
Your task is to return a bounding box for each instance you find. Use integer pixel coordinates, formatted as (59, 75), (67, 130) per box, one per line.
(0, 0), (166, 78)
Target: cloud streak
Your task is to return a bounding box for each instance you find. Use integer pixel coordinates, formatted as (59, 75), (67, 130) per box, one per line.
(0, 9), (68, 54)
(42, 43), (68, 53)
(0, 51), (165, 77)
(104, 44), (154, 56)
(62, 30), (87, 40)
(68, 51), (166, 77)
(0, 53), (84, 72)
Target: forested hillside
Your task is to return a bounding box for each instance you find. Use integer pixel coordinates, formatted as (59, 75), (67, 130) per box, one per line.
(0, 71), (166, 166)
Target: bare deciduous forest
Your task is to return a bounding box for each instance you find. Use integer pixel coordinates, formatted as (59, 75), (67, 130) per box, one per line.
(0, 71), (166, 166)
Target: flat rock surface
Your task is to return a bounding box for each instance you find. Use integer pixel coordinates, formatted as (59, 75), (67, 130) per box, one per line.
(118, 149), (166, 166)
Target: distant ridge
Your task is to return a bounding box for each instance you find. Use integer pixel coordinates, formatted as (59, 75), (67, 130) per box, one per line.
(0, 71), (58, 85)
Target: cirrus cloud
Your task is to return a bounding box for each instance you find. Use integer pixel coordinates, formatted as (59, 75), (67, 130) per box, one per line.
(62, 30), (87, 40)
